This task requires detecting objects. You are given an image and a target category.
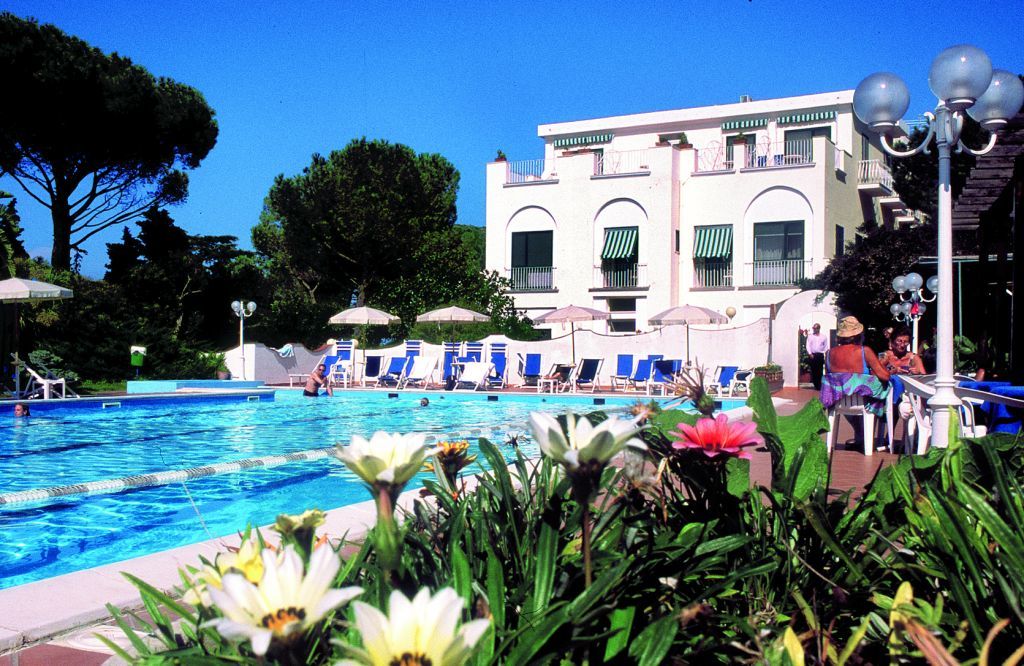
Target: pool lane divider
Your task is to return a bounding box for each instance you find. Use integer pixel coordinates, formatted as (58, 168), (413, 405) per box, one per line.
(0, 428), (514, 506)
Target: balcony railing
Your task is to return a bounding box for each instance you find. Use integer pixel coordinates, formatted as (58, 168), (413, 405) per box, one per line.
(746, 259), (811, 286)
(505, 158), (557, 185)
(693, 261), (733, 288)
(594, 149), (650, 176)
(858, 159), (894, 191)
(594, 264), (648, 289)
(695, 146), (732, 172)
(744, 139), (814, 168)
(508, 266), (554, 291)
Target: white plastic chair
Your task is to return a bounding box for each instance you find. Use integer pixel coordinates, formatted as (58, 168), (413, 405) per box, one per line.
(454, 361), (493, 390)
(23, 364), (71, 400)
(826, 392), (893, 456)
(399, 356), (438, 389)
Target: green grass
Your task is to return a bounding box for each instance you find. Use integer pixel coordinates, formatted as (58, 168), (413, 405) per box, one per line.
(76, 379), (127, 395)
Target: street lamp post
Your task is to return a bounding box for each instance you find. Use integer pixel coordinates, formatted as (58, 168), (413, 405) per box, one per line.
(854, 45), (1024, 448)
(231, 300), (257, 380)
(890, 272), (938, 354)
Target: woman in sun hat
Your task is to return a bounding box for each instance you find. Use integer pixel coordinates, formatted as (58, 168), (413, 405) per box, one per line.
(820, 315), (890, 418)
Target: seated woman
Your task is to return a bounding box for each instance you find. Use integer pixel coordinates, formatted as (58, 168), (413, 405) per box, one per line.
(820, 316), (890, 416)
(878, 325), (925, 376)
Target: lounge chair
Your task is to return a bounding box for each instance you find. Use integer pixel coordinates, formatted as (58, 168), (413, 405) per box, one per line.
(609, 354), (634, 391)
(649, 359), (683, 395)
(20, 363), (74, 399)
(625, 358), (655, 393)
(462, 341), (484, 362)
(328, 359), (354, 388)
(727, 369), (755, 396)
(376, 356), (410, 387)
(487, 344), (507, 389)
(573, 358), (603, 392)
(399, 356), (438, 389)
(454, 361), (492, 390)
(442, 342), (462, 381)
(517, 353), (542, 387)
(404, 340), (423, 357)
(705, 366), (739, 396)
(539, 363), (575, 393)
(361, 355), (384, 387)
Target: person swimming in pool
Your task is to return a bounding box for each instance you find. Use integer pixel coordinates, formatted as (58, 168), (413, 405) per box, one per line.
(303, 364), (333, 397)
(13, 403), (30, 417)
(420, 397), (429, 407)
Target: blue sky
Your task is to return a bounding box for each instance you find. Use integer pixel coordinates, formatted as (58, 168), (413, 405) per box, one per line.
(2, 0), (1021, 277)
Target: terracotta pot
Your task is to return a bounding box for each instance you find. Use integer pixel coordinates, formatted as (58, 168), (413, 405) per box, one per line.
(754, 369), (783, 393)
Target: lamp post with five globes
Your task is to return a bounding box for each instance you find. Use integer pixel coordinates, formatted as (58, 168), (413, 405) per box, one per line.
(890, 272), (938, 354)
(231, 300), (257, 380)
(853, 45), (1024, 448)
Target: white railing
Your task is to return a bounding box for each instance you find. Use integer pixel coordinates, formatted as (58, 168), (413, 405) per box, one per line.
(507, 266), (554, 291)
(594, 264), (648, 289)
(858, 159), (894, 190)
(746, 259), (811, 286)
(505, 158), (557, 185)
(744, 139), (814, 168)
(594, 149), (650, 176)
(693, 261), (733, 288)
(696, 146), (732, 172)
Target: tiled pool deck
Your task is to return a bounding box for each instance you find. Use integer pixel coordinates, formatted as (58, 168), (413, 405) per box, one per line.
(0, 388), (899, 664)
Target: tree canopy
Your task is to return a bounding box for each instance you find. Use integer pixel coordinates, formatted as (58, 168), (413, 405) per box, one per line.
(0, 12), (218, 270)
(255, 138), (532, 344)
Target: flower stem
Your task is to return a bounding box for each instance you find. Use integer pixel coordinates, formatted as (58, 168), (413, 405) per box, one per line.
(581, 502), (593, 588)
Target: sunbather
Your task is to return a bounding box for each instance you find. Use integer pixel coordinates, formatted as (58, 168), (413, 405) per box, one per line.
(303, 364), (334, 397)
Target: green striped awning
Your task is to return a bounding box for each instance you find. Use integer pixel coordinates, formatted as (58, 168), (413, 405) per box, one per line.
(777, 110), (836, 125)
(721, 118), (768, 131)
(693, 225), (733, 259)
(552, 132), (614, 148)
(601, 227), (638, 260)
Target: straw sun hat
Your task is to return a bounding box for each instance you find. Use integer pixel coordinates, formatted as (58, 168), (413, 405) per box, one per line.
(836, 316), (864, 338)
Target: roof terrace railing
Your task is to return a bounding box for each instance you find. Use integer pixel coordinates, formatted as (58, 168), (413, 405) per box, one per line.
(505, 158), (558, 185)
(594, 149), (650, 176)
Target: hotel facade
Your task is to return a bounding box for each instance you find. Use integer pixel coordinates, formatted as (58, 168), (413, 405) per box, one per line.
(484, 91), (912, 333)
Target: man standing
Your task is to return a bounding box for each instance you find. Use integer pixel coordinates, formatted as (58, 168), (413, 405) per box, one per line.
(805, 323), (829, 390)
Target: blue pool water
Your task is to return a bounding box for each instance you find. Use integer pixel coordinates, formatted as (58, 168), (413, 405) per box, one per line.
(0, 390), (744, 589)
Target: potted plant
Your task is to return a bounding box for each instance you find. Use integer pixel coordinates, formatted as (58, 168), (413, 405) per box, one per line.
(753, 362), (783, 393)
(732, 133), (747, 144)
(494, 149), (507, 162)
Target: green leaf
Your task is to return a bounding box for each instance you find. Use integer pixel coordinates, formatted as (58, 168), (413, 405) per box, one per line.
(725, 456), (750, 498)
(629, 614), (678, 666)
(485, 546), (506, 629)
(603, 606), (636, 661)
(649, 408), (698, 438)
(451, 542), (472, 602)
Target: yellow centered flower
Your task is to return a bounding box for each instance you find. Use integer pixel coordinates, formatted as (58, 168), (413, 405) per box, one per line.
(337, 588), (489, 666)
(204, 544), (362, 656)
(181, 563), (223, 607)
(337, 432), (439, 490)
(216, 536), (265, 583)
(528, 411), (647, 472)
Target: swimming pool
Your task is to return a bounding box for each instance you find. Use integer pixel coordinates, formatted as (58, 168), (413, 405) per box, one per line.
(0, 390), (744, 589)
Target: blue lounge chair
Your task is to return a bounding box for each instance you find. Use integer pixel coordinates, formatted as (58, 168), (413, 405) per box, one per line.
(442, 342), (462, 380)
(610, 354), (634, 391)
(405, 340), (422, 357)
(518, 353), (542, 387)
(487, 344), (508, 389)
(650, 359), (683, 395)
(361, 355), (383, 387)
(376, 356), (409, 387)
(706, 365), (739, 396)
(462, 341), (484, 363)
(573, 358), (603, 392)
(626, 358), (655, 392)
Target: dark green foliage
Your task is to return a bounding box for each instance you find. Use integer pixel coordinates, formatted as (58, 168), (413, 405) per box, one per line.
(0, 12), (218, 270)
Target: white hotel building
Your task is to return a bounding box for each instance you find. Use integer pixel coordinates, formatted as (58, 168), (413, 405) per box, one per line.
(484, 91), (910, 333)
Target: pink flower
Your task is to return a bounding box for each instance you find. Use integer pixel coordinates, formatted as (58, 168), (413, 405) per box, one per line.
(671, 414), (762, 460)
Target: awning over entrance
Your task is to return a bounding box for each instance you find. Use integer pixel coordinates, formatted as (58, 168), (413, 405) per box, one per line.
(777, 110), (836, 125)
(552, 132), (614, 149)
(693, 225), (733, 258)
(601, 227), (638, 260)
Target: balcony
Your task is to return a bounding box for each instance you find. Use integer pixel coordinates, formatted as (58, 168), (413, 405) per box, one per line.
(744, 139), (814, 168)
(593, 149), (650, 177)
(507, 266), (554, 291)
(693, 262), (733, 288)
(593, 264), (648, 289)
(745, 259), (811, 287)
(857, 159), (894, 195)
(504, 158), (558, 185)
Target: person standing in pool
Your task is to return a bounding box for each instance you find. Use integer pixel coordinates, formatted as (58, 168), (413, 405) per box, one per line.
(303, 364), (333, 397)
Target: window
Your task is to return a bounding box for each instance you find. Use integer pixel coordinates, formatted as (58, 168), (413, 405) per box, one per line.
(599, 226), (639, 288)
(783, 127), (830, 163)
(835, 225), (845, 257)
(861, 134), (870, 161)
(607, 298), (636, 312)
(753, 221), (805, 285)
(674, 229), (680, 253)
(608, 319), (636, 333)
(510, 231), (553, 291)
(692, 225), (733, 288)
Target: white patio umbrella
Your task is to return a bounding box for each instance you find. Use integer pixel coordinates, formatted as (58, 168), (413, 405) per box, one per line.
(648, 304), (728, 364)
(327, 305), (401, 364)
(532, 304), (610, 364)
(415, 305), (489, 342)
(0, 278), (74, 394)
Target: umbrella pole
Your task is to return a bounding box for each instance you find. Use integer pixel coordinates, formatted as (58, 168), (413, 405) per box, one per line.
(571, 322), (576, 365)
(686, 325), (690, 365)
